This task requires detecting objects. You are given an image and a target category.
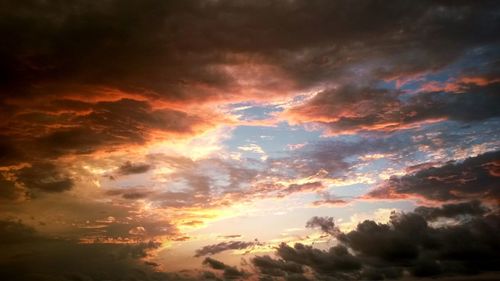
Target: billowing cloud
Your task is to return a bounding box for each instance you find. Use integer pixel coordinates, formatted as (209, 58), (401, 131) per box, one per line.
(366, 150), (500, 202)
(306, 216), (339, 236)
(254, 243), (361, 280)
(253, 202), (500, 280)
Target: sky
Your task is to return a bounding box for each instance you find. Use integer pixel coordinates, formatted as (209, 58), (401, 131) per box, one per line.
(0, 1), (500, 280)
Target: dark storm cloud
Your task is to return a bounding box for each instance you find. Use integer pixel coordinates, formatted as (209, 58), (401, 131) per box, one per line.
(194, 240), (260, 257)
(367, 150), (500, 202)
(1, 0), (499, 104)
(0, 0), (498, 174)
(253, 202), (500, 280)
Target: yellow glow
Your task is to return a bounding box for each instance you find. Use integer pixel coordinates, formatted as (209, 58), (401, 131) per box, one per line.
(148, 126), (231, 161)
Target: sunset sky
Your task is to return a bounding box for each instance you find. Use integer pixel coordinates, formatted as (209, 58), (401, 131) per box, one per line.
(1, 1), (500, 280)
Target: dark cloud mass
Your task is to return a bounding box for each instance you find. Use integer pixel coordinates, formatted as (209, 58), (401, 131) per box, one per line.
(16, 162), (74, 193)
(0, 0), (499, 163)
(306, 216), (339, 236)
(414, 200), (489, 221)
(286, 82), (500, 134)
(202, 257), (246, 280)
(367, 150), (500, 202)
(253, 203), (500, 280)
(0, 161), (74, 201)
(0, 219), (191, 281)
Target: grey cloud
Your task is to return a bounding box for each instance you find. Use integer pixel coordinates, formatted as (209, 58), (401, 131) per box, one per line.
(367, 150), (500, 202)
(253, 202), (500, 280)
(414, 200), (489, 221)
(305, 216), (339, 236)
(195, 240), (260, 257)
(202, 257), (246, 280)
(16, 162), (74, 193)
(287, 82), (500, 135)
(117, 161), (152, 175)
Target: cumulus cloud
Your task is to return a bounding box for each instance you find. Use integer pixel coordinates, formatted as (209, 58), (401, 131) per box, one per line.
(305, 216), (339, 236)
(253, 202), (500, 280)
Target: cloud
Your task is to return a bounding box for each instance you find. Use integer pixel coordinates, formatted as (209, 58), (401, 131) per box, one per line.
(0, 219), (44, 244)
(305, 216), (339, 236)
(252, 255), (304, 277)
(217, 234), (242, 239)
(0, 173), (25, 201)
(117, 161), (152, 175)
(285, 83), (500, 135)
(0, 162), (75, 201)
(0, 219), (185, 281)
(0, 0), (498, 165)
(366, 150), (500, 202)
(194, 240), (260, 257)
(31, 99), (211, 157)
(253, 202), (500, 280)
(414, 200), (489, 221)
(254, 243), (361, 280)
(1, 1), (500, 279)
(283, 182), (324, 194)
(16, 162), (74, 193)
(202, 257), (246, 280)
